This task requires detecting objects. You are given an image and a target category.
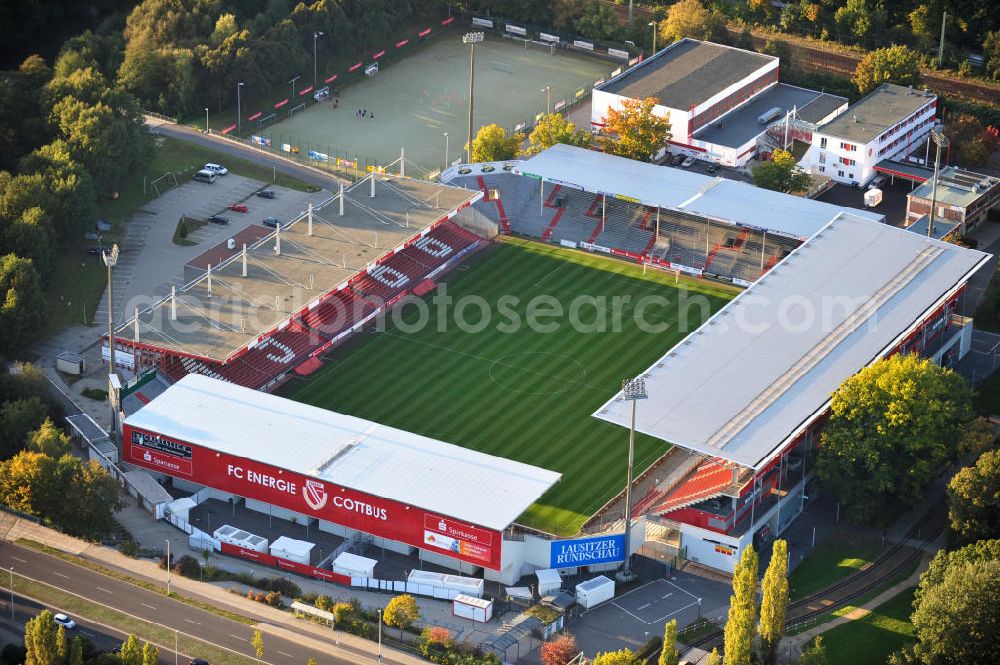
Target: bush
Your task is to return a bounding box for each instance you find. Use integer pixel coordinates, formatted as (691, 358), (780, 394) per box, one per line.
(259, 576), (300, 598)
(636, 635), (662, 660)
(158, 553), (174, 570)
(298, 592), (319, 605)
(173, 555), (201, 578)
(118, 539), (140, 558)
(1, 644), (26, 665)
(265, 591), (283, 608)
(81, 388), (108, 401)
(332, 602), (354, 625)
(315, 595), (334, 612)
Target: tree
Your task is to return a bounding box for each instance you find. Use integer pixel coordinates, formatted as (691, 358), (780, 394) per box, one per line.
(948, 450), (1000, 543)
(251, 630), (264, 660)
(904, 541), (1000, 664)
(24, 610), (61, 665)
(0, 396), (48, 460)
(467, 125), (523, 163)
(540, 634), (579, 665)
(3, 207), (55, 280)
(798, 637), (828, 665)
(658, 0), (727, 45)
(526, 114), (592, 155)
(834, 0), (887, 45)
(853, 46), (921, 95)
(956, 417), (996, 464)
(758, 540), (789, 665)
(658, 619), (678, 665)
(723, 545), (758, 665)
(909, 6), (937, 51)
(944, 114), (1000, 167)
(119, 635), (143, 665)
(383, 594), (421, 638)
(705, 649), (721, 665)
(985, 31), (1000, 81)
(141, 642), (158, 665)
(68, 637), (83, 665)
(599, 97), (671, 163)
(590, 649), (641, 665)
(752, 149), (811, 193)
(26, 418), (71, 458)
(816, 353), (974, 524)
(0, 254), (46, 355)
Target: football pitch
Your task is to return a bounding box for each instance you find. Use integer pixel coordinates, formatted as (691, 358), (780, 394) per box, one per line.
(258, 32), (613, 174)
(283, 239), (737, 536)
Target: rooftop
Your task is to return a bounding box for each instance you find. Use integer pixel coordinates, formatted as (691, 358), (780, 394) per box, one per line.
(818, 83), (936, 145)
(598, 39), (776, 111)
(518, 144), (883, 239)
(124, 375), (561, 530)
(594, 213), (988, 469)
(693, 83), (846, 149)
(120, 176), (478, 362)
(908, 166), (1000, 209)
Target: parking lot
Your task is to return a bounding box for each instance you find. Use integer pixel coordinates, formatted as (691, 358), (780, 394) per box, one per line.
(816, 176), (917, 226)
(108, 174), (331, 327)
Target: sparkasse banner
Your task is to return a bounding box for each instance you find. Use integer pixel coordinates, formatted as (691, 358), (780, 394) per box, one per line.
(550, 534), (625, 568)
(122, 425), (502, 570)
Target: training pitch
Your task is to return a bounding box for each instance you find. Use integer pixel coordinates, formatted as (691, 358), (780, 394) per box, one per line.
(283, 239), (736, 536)
(259, 32), (613, 174)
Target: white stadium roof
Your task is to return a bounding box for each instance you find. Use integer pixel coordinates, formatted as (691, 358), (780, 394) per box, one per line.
(125, 375), (560, 530)
(594, 212), (989, 469)
(517, 144), (883, 239)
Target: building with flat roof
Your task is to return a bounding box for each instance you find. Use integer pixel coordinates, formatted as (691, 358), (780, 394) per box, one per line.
(591, 39), (845, 167)
(906, 166), (1000, 234)
(800, 83), (937, 186)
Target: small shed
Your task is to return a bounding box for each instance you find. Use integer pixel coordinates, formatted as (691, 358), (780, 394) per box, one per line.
(123, 469), (174, 516)
(66, 413), (111, 449)
(56, 352), (85, 375)
(575, 575), (615, 609)
(270, 535), (314, 564)
(453, 594), (493, 623)
(535, 568), (562, 595)
(332, 552), (377, 577)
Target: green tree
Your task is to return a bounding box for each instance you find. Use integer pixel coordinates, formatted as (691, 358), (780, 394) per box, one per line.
(956, 416), (996, 464)
(705, 649), (721, 665)
(985, 31), (1000, 81)
(467, 124), (524, 163)
(526, 113), (592, 155)
(904, 542), (1000, 665)
(3, 207), (55, 280)
(251, 630), (264, 660)
(24, 610), (61, 665)
(723, 545), (758, 665)
(26, 419), (71, 458)
(948, 450), (1000, 543)
(944, 114), (1000, 167)
(758, 540), (789, 665)
(68, 638), (83, 665)
(658, 619), (678, 665)
(383, 594), (421, 638)
(590, 649), (641, 665)
(658, 0), (728, 45)
(853, 45), (921, 95)
(599, 97), (671, 163)
(141, 642), (157, 665)
(0, 397), (48, 460)
(799, 636), (828, 665)
(540, 634), (579, 665)
(0, 253), (46, 355)
(834, 0), (887, 45)
(816, 353), (974, 524)
(119, 635), (143, 665)
(752, 149), (811, 193)
(909, 6), (937, 51)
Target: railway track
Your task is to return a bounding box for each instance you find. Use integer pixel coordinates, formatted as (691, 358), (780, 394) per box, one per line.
(683, 505), (944, 651)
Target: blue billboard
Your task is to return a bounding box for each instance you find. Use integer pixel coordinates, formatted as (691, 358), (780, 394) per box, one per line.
(549, 533), (625, 568)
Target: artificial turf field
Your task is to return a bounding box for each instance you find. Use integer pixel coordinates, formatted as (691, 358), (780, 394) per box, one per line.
(282, 238), (737, 536)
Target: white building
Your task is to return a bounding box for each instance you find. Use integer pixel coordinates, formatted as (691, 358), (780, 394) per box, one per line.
(591, 39), (845, 167)
(800, 83), (938, 186)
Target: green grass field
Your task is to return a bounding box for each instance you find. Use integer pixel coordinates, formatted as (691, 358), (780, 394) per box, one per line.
(789, 535), (882, 600)
(819, 587), (917, 665)
(283, 238), (737, 535)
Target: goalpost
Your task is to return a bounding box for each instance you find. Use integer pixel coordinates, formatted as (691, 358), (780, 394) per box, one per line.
(524, 39), (556, 56)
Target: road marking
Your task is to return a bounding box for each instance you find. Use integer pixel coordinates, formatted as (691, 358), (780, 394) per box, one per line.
(96, 587), (113, 594)
(650, 599), (702, 625)
(610, 601), (649, 624)
(81, 631), (94, 637)
(636, 603), (651, 611)
(11, 556), (27, 563)
(276, 651), (293, 658)
(140, 603), (157, 610)
(229, 635), (248, 642)
(661, 593), (673, 600)
(53, 572), (70, 579)
(185, 619), (200, 625)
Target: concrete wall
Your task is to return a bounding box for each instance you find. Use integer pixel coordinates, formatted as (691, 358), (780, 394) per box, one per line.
(245, 497), (308, 524)
(680, 523), (741, 573)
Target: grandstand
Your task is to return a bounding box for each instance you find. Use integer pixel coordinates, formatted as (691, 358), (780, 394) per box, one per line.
(106, 172), (484, 391)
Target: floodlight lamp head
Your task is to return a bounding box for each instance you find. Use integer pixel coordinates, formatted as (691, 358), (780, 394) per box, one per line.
(102, 244), (119, 268)
(463, 32), (484, 44)
(622, 377), (647, 401)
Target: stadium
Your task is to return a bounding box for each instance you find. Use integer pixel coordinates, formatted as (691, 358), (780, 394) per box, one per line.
(109, 142), (989, 590)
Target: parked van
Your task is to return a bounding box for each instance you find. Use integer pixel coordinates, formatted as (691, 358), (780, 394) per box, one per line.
(868, 174), (887, 190)
(192, 169), (217, 184)
(757, 107), (783, 124)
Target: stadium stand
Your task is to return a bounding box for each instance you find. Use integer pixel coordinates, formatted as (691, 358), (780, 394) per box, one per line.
(651, 459), (738, 514)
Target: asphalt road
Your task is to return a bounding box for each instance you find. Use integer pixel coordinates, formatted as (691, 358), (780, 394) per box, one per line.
(145, 119), (345, 193)
(0, 542), (394, 665)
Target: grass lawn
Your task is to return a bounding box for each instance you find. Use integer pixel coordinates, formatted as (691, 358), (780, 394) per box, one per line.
(282, 238), (737, 535)
(42, 135), (315, 338)
(819, 587), (917, 665)
(789, 535), (882, 600)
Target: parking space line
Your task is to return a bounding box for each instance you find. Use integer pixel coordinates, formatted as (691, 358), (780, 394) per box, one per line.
(610, 579), (657, 601)
(664, 579), (700, 601)
(610, 601), (650, 625)
(636, 603), (650, 611)
(649, 599), (702, 625)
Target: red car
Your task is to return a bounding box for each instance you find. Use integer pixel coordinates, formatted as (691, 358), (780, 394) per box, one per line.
(228, 204), (249, 213)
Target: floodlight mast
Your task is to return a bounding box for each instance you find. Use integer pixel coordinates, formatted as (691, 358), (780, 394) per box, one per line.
(463, 32), (484, 163)
(621, 376), (647, 579)
(927, 124), (950, 238)
(103, 243), (120, 434)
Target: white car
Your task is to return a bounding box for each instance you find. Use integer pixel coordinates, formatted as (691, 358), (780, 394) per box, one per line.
(203, 163), (228, 176)
(681, 156), (696, 168)
(53, 613), (76, 630)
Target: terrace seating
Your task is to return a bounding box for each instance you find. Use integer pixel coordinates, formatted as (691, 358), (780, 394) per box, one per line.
(652, 460), (735, 514)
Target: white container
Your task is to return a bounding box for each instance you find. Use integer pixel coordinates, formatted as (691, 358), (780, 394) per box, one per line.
(453, 594), (493, 623)
(864, 188), (882, 207)
(575, 575), (615, 609)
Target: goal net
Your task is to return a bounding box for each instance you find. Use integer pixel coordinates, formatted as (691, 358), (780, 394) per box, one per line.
(525, 39), (556, 56)
(365, 62), (379, 77)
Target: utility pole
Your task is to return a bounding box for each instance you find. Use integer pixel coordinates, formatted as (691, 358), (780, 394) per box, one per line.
(938, 11), (947, 69)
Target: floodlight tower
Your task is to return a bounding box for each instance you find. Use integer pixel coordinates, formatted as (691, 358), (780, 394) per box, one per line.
(463, 32), (484, 163)
(103, 243), (120, 434)
(927, 124), (950, 238)
(313, 32), (325, 87)
(621, 376), (647, 579)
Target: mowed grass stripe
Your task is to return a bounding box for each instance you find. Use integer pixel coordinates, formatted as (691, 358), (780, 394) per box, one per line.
(284, 239), (736, 535)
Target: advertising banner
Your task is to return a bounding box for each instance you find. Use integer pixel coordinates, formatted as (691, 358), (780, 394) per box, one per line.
(123, 426), (503, 569)
(550, 534), (625, 568)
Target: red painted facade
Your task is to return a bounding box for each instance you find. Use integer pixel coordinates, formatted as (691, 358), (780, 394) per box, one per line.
(121, 424), (503, 570)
